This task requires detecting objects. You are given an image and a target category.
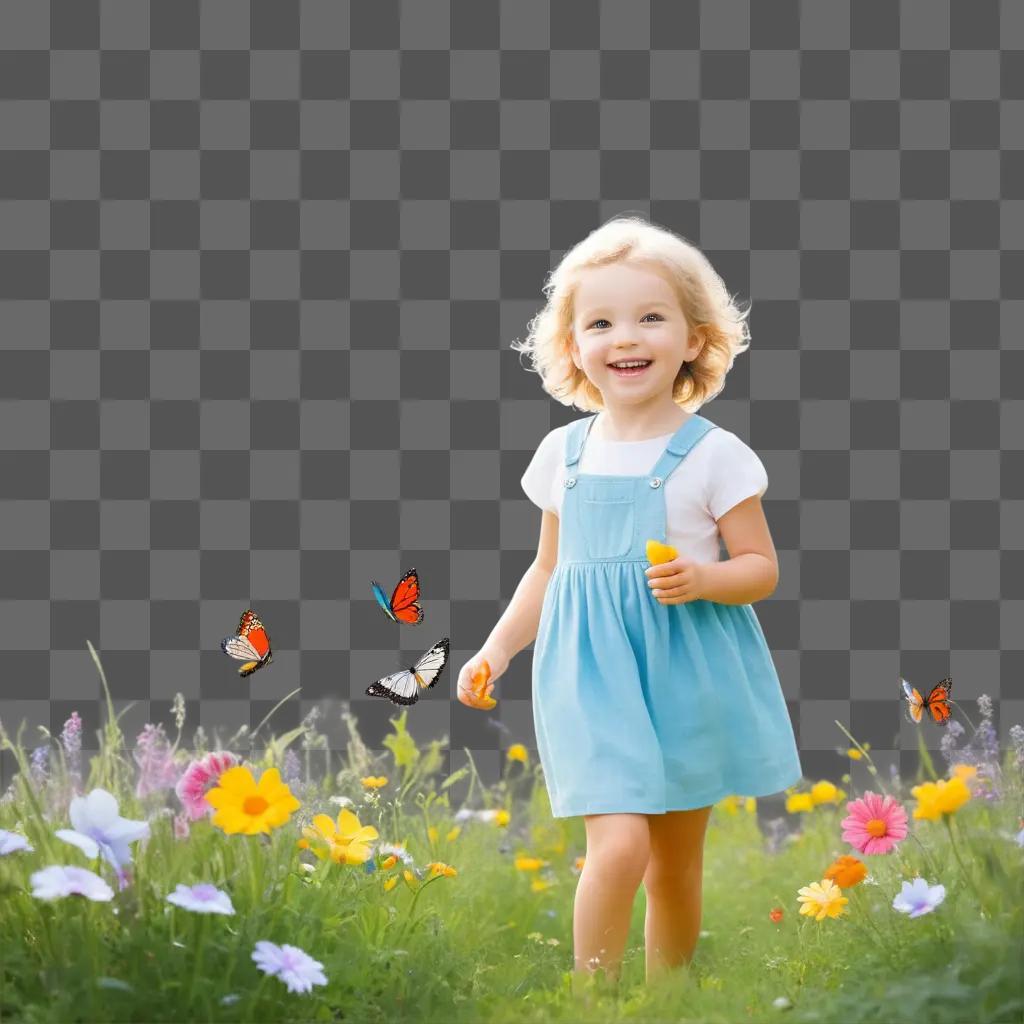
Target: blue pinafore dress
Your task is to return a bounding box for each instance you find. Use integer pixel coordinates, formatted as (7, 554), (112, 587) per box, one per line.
(531, 413), (804, 818)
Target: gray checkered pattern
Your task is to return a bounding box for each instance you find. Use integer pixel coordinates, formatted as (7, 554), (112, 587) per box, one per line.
(1, 1), (1022, 808)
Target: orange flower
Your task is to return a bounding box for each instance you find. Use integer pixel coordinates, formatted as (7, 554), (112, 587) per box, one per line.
(425, 861), (457, 878)
(823, 854), (867, 889)
(769, 907), (784, 923)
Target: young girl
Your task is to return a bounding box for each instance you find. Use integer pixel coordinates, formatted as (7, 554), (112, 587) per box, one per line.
(454, 215), (803, 991)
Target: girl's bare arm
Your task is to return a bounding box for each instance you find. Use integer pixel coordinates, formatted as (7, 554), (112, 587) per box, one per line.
(483, 509), (558, 660)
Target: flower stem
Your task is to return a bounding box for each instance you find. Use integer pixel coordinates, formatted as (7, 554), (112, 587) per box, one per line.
(848, 885), (890, 946)
(832, 720), (893, 799)
(247, 835), (262, 912)
(187, 913), (209, 1005)
(942, 814), (988, 913)
(902, 829), (942, 880)
(395, 874), (441, 946)
(948, 700), (978, 735)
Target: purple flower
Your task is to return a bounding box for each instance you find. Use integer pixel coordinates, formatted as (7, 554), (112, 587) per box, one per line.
(60, 711), (83, 792)
(252, 941), (327, 995)
(31, 865), (114, 902)
(30, 745), (49, 786)
(0, 829), (33, 856)
(55, 788), (150, 884)
(1008, 724), (1024, 769)
(282, 748), (301, 787)
(133, 723), (181, 799)
(892, 877), (946, 918)
(166, 882), (235, 916)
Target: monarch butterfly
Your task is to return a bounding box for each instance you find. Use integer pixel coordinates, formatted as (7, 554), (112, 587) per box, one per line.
(365, 637), (449, 706)
(220, 610), (273, 677)
(901, 676), (952, 726)
(370, 568), (424, 625)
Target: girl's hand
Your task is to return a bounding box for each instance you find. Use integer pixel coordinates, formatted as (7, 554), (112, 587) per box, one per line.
(645, 557), (706, 605)
(456, 646), (509, 710)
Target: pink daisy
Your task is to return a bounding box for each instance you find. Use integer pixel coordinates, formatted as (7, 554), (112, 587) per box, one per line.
(174, 751), (239, 821)
(841, 790), (908, 855)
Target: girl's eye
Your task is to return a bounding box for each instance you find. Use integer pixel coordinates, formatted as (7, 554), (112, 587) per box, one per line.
(589, 313), (664, 329)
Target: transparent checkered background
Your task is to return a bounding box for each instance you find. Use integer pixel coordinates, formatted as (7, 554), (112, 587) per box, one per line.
(1, 0), (1022, 810)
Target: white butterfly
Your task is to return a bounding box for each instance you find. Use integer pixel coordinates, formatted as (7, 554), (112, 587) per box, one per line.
(365, 637), (450, 706)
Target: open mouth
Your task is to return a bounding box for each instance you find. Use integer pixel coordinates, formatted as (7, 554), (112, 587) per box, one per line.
(608, 360), (652, 377)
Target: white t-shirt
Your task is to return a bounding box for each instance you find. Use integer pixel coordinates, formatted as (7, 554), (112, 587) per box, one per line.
(520, 416), (768, 565)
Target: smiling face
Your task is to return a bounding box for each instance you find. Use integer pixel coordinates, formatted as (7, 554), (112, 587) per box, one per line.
(567, 260), (703, 413)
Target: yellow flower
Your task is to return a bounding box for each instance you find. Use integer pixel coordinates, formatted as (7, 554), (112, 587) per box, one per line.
(810, 780), (844, 805)
(301, 808), (379, 865)
(531, 877), (553, 892)
(786, 793), (815, 814)
(494, 809), (510, 828)
(446, 825), (461, 842)
(717, 795), (757, 815)
(361, 776), (388, 789)
(717, 795), (742, 815)
(911, 775), (971, 821)
(847, 747), (863, 760)
(506, 744), (529, 764)
(950, 763), (977, 782)
(383, 875), (399, 892)
(796, 878), (849, 921)
(427, 825), (438, 845)
(514, 855), (546, 872)
(380, 854), (398, 870)
(402, 868), (418, 887)
(426, 861), (457, 878)
(205, 766), (301, 835)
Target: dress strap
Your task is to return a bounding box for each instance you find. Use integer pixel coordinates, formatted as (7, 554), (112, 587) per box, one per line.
(647, 415), (718, 486)
(564, 414), (600, 469)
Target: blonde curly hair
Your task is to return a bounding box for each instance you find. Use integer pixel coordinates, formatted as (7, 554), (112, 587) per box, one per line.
(511, 214), (752, 412)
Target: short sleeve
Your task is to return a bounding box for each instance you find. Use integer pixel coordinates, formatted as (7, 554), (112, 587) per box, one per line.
(520, 431), (559, 513)
(705, 432), (768, 521)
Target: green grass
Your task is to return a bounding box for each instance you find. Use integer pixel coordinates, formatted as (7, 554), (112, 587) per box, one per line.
(1, 646), (1022, 1023)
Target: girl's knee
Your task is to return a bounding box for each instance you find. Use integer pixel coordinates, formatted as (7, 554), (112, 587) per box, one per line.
(643, 857), (704, 901)
(584, 813), (651, 882)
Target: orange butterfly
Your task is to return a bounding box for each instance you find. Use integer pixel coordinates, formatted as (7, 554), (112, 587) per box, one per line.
(370, 568), (424, 625)
(220, 609), (273, 677)
(901, 676), (952, 726)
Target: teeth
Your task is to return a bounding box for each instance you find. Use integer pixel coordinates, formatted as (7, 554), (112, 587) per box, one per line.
(610, 360), (650, 368)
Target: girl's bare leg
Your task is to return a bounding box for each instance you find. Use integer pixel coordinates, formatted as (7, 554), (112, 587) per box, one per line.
(642, 805), (713, 983)
(572, 812), (651, 995)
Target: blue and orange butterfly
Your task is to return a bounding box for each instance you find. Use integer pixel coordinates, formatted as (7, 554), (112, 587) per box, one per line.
(901, 676), (952, 726)
(220, 609), (273, 677)
(370, 567), (424, 625)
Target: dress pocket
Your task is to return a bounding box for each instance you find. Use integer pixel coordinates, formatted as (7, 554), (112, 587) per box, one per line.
(580, 483), (636, 559)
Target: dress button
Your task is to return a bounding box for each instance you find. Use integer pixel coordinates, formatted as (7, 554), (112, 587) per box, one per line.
(650, 477), (662, 488)
(564, 478), (576, 488)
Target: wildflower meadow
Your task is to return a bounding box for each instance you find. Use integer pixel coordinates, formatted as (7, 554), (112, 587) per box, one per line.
(1, 641), (1022, 1023)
